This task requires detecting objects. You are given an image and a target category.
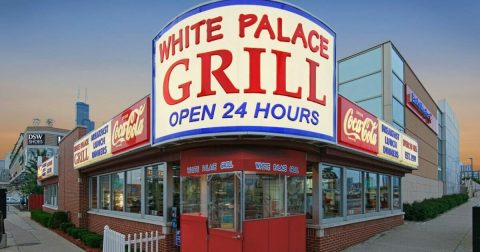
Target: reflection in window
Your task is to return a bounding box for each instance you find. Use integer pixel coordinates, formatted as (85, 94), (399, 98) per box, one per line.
(182, 176), (201, 214)
(306, 165), (313, 220)
(44, 184), (58, 207)
(100, 175), (110, 210)
(209, 173), (240, 232)
(91, 177), (97, 209)
(392, 176), (401, 209)
(245, 174), (285, 220)
(145, 165), (164, 216)
(346, 170), (362, 215)
(380, 175), (390, 210)
(391, 48), (404, 81)
(126, 169), (142, 213)
(365, 172), (378, 213)
(339, 73), (382, 102)
(322, 165), (342, 218)
(358, 97), (383, 118)
(392, 75), (404, 103)
(287, 176), (305, 215)
(393, 99), (404, 126)
(111, 172), (124, 211)
(339, 47), (382, 83)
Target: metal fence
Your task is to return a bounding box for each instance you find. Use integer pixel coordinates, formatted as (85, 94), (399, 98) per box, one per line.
(102, 225), (165, 252)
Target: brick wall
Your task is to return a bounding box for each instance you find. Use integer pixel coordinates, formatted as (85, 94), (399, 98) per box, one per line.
(307, 215), (404, 252)
(88, 213), (176, 251)
(58, 127), (87, 226)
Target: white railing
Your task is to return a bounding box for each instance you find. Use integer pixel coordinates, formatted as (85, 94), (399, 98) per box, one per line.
(102, 225), (166, 252)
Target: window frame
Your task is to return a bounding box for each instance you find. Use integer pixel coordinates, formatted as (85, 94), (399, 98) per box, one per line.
(43, 183), (58, 208)
(88, 162), (167, 223)
(318, 162), (403, 225)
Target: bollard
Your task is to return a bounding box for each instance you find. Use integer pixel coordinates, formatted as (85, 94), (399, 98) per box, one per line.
(474, 206), (480, 252)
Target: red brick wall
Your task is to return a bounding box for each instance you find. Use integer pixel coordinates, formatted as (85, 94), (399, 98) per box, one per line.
(307, 215), (404, 252)
(88, 213), (176, 251)
(58, 127), (87, 226)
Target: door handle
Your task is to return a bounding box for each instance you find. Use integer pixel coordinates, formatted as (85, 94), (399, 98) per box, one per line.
(232, 234), (241, 240)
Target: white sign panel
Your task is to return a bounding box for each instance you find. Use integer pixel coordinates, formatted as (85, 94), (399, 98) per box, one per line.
(377, 120), (402, 163)
(401, 133), (419, 168)
(73, 122), (112, 169)
(152, 1), (336, 146)
(37, 157), (57, 180)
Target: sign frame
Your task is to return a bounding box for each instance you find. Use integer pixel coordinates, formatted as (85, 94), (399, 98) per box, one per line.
(151, 0), (337, 147)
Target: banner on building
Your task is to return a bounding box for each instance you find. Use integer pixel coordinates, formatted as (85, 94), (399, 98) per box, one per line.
(401, 133), (418, 167)
(37, 157), (57, 180)
(406, 86), (437, 133)
(377, 120), (402, 163)
(338, 96), (378, 154)
(27, 133), (45, 145)
(73, 122), (112, 169)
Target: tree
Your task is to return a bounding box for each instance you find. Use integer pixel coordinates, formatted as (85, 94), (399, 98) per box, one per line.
(20, 149), (46, 195)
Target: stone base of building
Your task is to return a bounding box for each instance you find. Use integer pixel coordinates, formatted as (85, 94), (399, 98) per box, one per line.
(402, 173), (443, 203)
(306, 215), (404, 252)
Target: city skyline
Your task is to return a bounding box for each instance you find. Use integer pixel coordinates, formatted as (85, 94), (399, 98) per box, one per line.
(1, 0), (479, 168)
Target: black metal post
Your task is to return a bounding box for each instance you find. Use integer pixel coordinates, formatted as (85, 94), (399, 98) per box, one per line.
(474, 206), (480, 252)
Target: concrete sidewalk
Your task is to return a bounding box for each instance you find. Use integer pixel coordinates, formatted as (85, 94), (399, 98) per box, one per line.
(345, 196), (480, 252)
(2, 206), (83, 252)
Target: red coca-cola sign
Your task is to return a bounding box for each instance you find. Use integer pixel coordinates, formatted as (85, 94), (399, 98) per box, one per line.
(338, 96), (378, 154)
(111, 97), (150, 154)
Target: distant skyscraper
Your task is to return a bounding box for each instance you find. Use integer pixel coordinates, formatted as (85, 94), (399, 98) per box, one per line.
(76, 90), (95, 132)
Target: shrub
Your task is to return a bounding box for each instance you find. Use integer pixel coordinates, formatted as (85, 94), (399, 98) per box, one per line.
(403, 193), (469, 221)
(83, 233), (103, 248)
(71, 228), (89, 239)
(66, 226), (77, 236)
(30, 210), (53, 227)
(49, 211), (68, 229)
(60, 222), (74, 233)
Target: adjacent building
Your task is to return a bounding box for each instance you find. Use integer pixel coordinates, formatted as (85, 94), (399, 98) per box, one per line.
(76, 101), (95, 132)
(338, 41), (444, 203)
(437, 99), (461, 194)
(9, 126), (70, 186)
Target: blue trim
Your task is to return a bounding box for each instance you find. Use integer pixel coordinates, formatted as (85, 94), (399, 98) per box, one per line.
(155, 126), (336, 145)
(151, 0), (337, 146)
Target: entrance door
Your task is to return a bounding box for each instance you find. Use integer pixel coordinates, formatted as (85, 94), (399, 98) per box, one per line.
(207, 172), (242, 252)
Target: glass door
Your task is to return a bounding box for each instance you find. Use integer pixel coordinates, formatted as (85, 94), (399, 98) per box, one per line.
(208, 172), (241, 232)
(207, 172), (242, 252)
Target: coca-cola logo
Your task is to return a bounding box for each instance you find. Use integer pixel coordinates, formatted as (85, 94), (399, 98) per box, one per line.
(112, 104), (145, 147)
(343, 108), (378, 145)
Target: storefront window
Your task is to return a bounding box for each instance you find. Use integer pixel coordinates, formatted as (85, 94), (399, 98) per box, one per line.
(111, 172), (124, 211)
(44, 184), (58, 207)
(346, 169), (362, 215)
(322, 165), (342, 218)
(126, 169), (142, 213)
(379, 175), (390, 210)
(245, 174), (285, 220)
(365, 172), (378, 213)
(145, 165), (165, 216)
(91, 177), (97, 209)
(208, 173), (240, 232)
(392, 176), (401, 209)
(100, 175), (110, 210)
(182, 176), (201, 214)
(287, 176), (305, 215)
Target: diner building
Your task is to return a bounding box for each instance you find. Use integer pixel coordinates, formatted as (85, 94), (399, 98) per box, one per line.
(34, 1), (459, 252)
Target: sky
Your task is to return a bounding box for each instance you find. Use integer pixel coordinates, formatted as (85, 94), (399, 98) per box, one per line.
(0, 0), (479, 169)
